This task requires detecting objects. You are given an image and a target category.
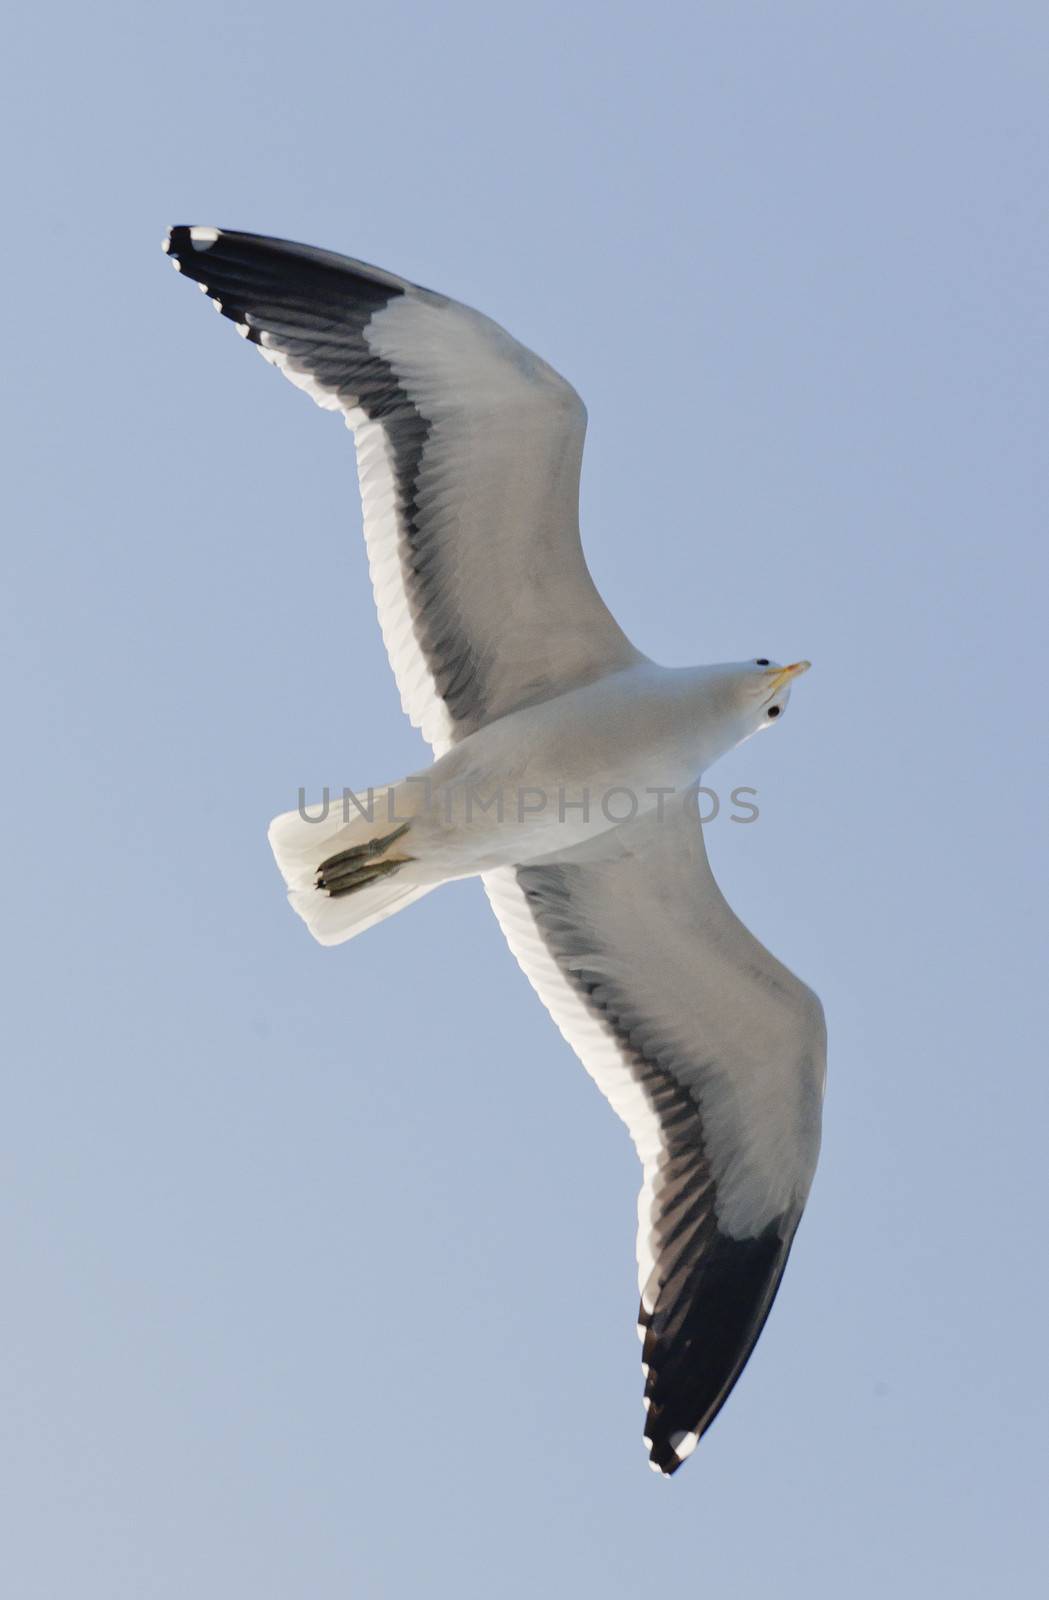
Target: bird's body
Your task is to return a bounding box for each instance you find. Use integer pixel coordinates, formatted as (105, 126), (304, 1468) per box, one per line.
(339, 661), (769, 877)
(165, 225), (826, 1474)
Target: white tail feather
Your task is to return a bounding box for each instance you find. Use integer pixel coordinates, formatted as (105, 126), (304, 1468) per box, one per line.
(268, 786), (438, 946)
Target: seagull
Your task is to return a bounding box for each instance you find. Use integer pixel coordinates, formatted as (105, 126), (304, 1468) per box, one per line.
(164, 226), (826, 1475)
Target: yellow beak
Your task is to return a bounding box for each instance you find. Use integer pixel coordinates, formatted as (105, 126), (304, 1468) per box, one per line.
(766, 660), (812, 695)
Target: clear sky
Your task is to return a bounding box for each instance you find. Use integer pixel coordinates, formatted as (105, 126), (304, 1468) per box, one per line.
(3, 2), (1047, 1595)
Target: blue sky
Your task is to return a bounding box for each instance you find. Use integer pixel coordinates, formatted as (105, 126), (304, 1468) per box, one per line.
(3, 2), (1047, 1594)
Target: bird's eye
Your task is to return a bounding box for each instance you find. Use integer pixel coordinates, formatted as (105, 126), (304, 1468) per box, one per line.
(768, 705), (781, 718)
(755, 658), (770, 666)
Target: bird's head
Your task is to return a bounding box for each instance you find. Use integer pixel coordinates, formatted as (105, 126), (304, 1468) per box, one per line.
(689, 658), (811, 772)
(702, 657), (812, 756)
(744, 657), (811, 729)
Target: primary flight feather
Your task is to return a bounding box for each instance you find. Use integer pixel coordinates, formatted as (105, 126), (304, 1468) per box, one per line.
(164, 225), (825, 1475)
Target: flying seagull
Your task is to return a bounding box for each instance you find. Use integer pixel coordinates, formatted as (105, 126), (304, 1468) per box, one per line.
(164, 226), (826, 1475)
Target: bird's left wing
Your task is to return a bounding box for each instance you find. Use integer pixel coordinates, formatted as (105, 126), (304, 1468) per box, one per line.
(164, 227), (643, 754)
(484, 800), (825, 1473)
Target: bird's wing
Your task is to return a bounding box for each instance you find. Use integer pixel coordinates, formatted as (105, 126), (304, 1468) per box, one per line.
(164, 227), (643, 753)
(483, 799), (825, 1474)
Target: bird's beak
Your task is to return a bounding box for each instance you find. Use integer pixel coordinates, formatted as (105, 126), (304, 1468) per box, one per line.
(766, 660), (811, 695)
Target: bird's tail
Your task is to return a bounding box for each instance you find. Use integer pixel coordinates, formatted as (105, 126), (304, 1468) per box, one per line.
(268, 784), (439, 945)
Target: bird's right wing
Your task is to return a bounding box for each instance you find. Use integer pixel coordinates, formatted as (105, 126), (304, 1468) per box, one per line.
(483, 799), (826, 1474)
(164, 227), (643, 754)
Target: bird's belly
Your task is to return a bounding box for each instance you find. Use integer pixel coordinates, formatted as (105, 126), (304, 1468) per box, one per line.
(403, 680), (705, 872)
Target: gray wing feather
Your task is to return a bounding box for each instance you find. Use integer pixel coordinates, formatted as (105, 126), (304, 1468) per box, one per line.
(165, 226), (643, 751)
(484, 800), (825, 1472)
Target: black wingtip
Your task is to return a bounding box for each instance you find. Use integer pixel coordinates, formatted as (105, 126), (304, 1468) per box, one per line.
(639, 1221), (792, 1475)
(163, 224), (221, 258)
(644, 1429), (690, 1476)
(642, 1362), (700, 1475)
(162, 225), (265, 338)
(161, 224), (409, 352)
